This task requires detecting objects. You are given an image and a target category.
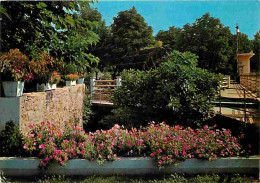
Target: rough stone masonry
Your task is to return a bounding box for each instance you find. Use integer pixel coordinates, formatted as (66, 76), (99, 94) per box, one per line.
(0, 84), (85, 134)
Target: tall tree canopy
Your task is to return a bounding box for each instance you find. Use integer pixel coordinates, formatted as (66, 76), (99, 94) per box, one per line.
(1, 1), (100, 74)
(111, 7), (154, 57)
(177, 13), (233, 74)
(155, 13), (255, 76)
(96, 7), (155, 74)
(155, 26), (181, 52)
(251, 31), (260, 72)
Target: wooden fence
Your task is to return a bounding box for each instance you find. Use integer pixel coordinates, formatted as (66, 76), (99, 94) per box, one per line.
(90, 77), (121, 103)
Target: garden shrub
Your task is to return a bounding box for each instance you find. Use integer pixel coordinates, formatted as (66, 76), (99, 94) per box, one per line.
(82, 95), (93, 125)
(107, 51), (220, 128)
(0, 120), (28, 157)
(64, 63), (77, 74)
(23, 121), (244, 168)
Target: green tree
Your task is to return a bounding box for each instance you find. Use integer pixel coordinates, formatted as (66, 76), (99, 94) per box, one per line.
(102, 51), (219, 128)
(1, 1), (78, 54)
(155, 26), (181, 52)
(251, 31), (260, 73)
(1, 1), (100, 74)
(108, 7), (155, 73)
(177, 13), (233, 75)
(49, 3), (100, 75)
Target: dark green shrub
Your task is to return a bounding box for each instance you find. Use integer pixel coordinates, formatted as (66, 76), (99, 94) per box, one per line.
(107, 51), (220, 128)
(64, 63), (77, 74)
(0, 120), (28, 157)
(83, 95), (93, 125)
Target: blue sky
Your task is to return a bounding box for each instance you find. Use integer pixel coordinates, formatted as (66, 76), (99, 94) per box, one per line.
(92, 1), (260, 39)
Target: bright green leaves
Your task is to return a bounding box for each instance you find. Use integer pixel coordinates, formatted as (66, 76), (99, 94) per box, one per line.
(2, 1), (101, 76)
(36, 2), (47, 9)
(111, 51), (220, 128)
(65, 15), (75, 26)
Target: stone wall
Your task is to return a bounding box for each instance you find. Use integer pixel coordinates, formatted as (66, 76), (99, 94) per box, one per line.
(240, 73), (260, 97)
(0, 84), (85, 133)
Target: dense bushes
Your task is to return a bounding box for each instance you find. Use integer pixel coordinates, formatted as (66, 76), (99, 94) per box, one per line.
(82, 95), (93, 125)
(23, 121), (244, 168)
(105, 51), (220, 128)
(0, 121), (28, 157)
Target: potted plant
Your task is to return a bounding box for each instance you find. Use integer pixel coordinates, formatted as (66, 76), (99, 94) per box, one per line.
(77, 67), (85, 84)
(65, 74), (79, 86)
(77, 76), (85, 84)
(30, 51), (56, 92)
(47, 71), (61, 90)
(0, 49), (33, 97)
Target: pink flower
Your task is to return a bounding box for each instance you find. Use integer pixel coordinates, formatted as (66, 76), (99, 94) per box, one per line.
(40, 160), (46, 167)
(150, 152), (156, 157)
(27, 134), (34, 138)
(100, 143), (104, 149)
(127, 140), (132, 147)
(39, 144), (46, 149)
(23, 145), (27, 149)
(158, 160), (163, 165)
(182, 149), (186, 156)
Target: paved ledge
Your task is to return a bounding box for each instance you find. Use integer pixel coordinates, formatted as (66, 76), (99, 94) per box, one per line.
(0, 157), (259, 177)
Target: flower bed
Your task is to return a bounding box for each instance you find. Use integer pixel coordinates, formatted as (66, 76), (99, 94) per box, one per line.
(23, 122), (246, 168)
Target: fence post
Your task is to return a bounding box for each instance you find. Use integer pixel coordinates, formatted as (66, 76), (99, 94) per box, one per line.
(244, 87), (247, 122)
(219, 88), (222, 114)
(90, 77), (96, 96)
(227, 76), (230, 88)
(116, 76), (122, 87)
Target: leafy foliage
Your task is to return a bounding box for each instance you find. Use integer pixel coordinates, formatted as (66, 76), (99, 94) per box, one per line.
(0, 121), (28, 157)
(0, 49), (33, 81)
(251, 31), (260, 72)
(176, 13), (233, 74)
(83, 96), (93, 125)
(94, 7), (156, 74)
(155, 26), (181, 52)
(108, 51), (220, 128)
(155, 13), (255, 76)
(36, 174), (255, 183)
(1, 1), (100, 74)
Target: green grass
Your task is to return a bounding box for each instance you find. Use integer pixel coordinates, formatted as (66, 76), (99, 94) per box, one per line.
(6, 174), (258, 183)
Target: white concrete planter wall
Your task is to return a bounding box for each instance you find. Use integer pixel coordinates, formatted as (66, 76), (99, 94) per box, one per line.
(0, 157), (258, 178)
(77, 78), (84, 84)
(37, 83), (57, 92)
(36, 83), (47, 92)
(2, 81), (24, 97)
(66, 80), (76, 86)
(46, 83), (57, 90)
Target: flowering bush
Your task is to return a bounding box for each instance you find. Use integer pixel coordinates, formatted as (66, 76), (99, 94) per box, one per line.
(23, 122), (96, 168)
(65, 74), (79, 81)
(49, 71), (61, 84)
(30, 51), (55, 84)
(23, 122), (244, 168)
(0, 49), (33, 81)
